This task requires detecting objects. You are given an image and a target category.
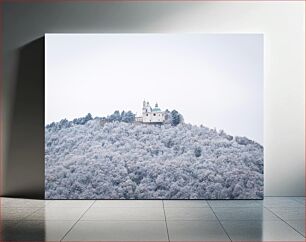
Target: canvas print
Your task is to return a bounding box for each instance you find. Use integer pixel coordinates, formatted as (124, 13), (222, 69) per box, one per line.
(45, 34), (263, 199)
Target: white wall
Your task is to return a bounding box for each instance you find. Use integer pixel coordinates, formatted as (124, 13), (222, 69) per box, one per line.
(160, 1), (305, 196)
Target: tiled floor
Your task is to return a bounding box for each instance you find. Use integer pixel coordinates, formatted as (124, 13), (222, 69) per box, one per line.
(0, 197), (304, 241)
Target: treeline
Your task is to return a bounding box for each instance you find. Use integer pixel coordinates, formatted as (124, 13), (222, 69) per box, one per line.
(46, 109), (184, 131)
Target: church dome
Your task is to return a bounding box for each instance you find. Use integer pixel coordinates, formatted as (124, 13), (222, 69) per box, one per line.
(152, 103), (161, 112)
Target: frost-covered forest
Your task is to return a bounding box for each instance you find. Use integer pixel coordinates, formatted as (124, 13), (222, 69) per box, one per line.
(45, 111), (263, 199)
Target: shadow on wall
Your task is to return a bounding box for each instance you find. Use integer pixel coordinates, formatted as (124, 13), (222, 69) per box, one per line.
(5, 37), (45, 199)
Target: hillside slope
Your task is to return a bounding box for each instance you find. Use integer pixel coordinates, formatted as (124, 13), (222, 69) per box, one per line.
(45, 119), (263, 199)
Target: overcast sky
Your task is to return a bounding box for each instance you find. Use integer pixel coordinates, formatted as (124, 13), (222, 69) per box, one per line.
(45, 33), (263, 144)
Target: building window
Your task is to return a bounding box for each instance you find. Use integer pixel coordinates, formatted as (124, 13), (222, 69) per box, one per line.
(153, 113), (156, 116)
(146, 114), (148, 116)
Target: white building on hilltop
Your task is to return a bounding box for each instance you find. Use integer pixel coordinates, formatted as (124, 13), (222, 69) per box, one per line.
(136, 100), (165, 124)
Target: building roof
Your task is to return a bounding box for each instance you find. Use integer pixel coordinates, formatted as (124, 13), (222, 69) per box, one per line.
(151, 102), (162, 112)
(152, 107), (162, 112)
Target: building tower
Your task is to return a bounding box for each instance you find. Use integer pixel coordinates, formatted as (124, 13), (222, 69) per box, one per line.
(142, 100), (147, 114)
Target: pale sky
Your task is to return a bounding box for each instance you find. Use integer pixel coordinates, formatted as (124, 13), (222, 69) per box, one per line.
(45, 33), (263, 144)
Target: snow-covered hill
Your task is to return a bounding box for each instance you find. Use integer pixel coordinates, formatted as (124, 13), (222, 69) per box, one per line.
(45, 116), (263, 199)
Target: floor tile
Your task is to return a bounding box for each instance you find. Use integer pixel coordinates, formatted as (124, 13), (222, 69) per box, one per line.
(2, 220), (75, 241)
(291, 197), (305, 205)
(93, 200), (162, 208)
(286, 220), (305, 236)
(268, 207), (305, 220)
(81, 207), (165, 221)
(163, 200), (209, 208)
(26, 207), (88, 220)
(208, 199), (263, 208)
(0, 220), (20, 240)
(0, 207), (40, 220)
(63, 220), (168, 241)
(264, 197), (304, 207)
(0, 198), (46, 208)
(46, 200), (94, 208)
(167, 220), (230, 241)
(165, 207), (217, 221)
(213, 207), (279, 220)
(221, 220), (305, 241)
(0, 197), (304, 241)
(0, 220), (20, 232)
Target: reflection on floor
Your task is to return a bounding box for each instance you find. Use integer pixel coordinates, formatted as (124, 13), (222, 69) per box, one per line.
(0, 197), (304, 241)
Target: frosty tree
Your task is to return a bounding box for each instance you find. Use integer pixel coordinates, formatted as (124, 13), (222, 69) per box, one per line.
(45, 111), (263, 199)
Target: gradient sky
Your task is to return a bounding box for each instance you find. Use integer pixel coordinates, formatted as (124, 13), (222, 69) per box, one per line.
(45, 33), (263, 144)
